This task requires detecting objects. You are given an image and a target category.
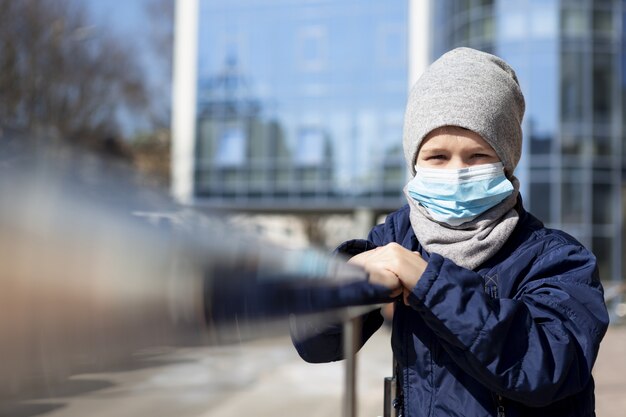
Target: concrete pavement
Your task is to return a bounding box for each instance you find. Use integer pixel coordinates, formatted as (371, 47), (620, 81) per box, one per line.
(594, 324), (626, 417)
(5, 324), (625, 417)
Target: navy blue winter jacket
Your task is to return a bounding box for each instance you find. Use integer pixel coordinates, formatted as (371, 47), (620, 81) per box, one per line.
(292, 202), (609, 417)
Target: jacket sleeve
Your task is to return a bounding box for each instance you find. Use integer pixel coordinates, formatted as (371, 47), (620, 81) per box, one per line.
(407, 242), (609, 406)
(290, 225), (393, 363)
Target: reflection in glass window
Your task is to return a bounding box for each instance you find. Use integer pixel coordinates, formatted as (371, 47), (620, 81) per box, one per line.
(530, 3), (557, 38)
(215, 126), (246, 167)
(296, 26), (328, 72)
(561, 182), (583, 224)
(248, 120), (268, 162)
(527, 47), (558, 149)
(499, 11), (525, 41)
(592, 180), (613, 225)
(456, 21), (471, 45)
(593, 134), (612, 156)
(377, 24), (406, 68)
(295, 128), (326, 167)
(561, 51), (584, 124)
(196, 0), (408, 206)
(529, 132), (552, 155)
(561, 8), (588, 37)
(529, 181), (551, 223)
(216, 33), (248, 79)
(593, 53), (613, 124)
(561, 132), (586, 157)
(593, 236), (613, 283)
(482, 15), (495, 41)
(562, 179), (585, 225)
(593, 9), (613, 35)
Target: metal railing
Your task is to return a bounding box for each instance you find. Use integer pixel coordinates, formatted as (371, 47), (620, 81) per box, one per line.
(0, 145), (382, 416)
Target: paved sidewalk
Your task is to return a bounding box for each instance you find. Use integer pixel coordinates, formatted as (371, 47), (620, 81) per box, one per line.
(11, 324), (625, 417)
(594, 324), (626, 417)
(197, 326), (393, 417)
(201, 324), (626, 417)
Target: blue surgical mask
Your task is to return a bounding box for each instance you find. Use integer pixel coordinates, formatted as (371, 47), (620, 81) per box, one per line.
(406, 162), (514, 226)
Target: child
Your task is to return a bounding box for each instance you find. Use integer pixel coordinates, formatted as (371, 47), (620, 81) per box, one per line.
(292, 48), (609, 417)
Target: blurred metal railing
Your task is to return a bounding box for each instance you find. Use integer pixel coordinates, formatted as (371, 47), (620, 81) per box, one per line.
(0, 145), (377, 416)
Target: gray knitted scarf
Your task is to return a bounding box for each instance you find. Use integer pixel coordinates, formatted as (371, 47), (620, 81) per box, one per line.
(404, 176), (520, 270)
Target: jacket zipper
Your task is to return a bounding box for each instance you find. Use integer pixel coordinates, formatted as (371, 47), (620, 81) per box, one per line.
(496, 394), (506, 417)
(485, 277), (505, 416)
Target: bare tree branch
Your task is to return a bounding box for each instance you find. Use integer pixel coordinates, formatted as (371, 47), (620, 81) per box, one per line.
(0, 0), (149, 145)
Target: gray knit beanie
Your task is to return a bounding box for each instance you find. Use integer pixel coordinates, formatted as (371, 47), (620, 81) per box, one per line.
(403, 47), (525, 176)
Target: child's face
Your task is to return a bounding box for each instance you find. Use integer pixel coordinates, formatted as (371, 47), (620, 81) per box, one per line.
(416, 126), (500, 170)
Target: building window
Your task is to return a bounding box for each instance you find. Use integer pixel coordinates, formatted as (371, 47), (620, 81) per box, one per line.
(593, 53), (613, 124)
(593, 134), (612, 156)
(195, 0), (408, 206)
(593, 236), (613, 283)
(561, 8), (588, 38)
(499, 11), (525, 41)
(561, 182), (585, 225)
(592, 174), (613, 225)
(376, 23), (406, 68)
(216, 32), (248, 77)
(561, 51), (585, 125)
(529, 181), (552, 223)
(530, 2), (557, 38)
(561, 133), (585, 156)
(296, 25), (328, 72)
(295, 127), (326, 167)
(593, 9), (613, 36)
(561, 170), (585, 225)
(215, 126), (246, 167)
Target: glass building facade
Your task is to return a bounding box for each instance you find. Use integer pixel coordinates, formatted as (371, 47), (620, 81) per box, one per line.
(194, 0), (408, 212)
(188, 0), (624, 286)
(430, 0), (624, 286)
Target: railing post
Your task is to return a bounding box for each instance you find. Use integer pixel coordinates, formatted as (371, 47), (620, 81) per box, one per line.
(343, 315), (361, 417)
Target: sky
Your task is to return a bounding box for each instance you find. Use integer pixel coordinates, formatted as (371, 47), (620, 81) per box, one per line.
(83, 0), (150, 37)
(81, 0), (173, 135)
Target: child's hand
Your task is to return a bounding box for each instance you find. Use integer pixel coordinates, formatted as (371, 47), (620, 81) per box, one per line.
(348, 247), (403, 297)
(348, 243), (427, 300)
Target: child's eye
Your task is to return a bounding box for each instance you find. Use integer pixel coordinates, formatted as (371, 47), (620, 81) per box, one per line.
(426, 154), (446, 160)
(472, 153), (491, 159)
